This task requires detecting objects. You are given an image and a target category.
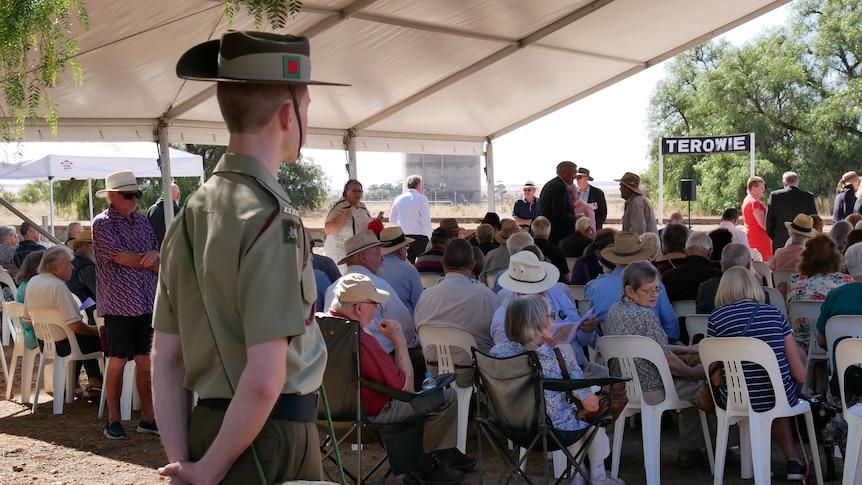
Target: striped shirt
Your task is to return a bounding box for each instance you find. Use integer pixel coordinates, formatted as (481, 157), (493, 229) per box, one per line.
(708, 301), (798, 412)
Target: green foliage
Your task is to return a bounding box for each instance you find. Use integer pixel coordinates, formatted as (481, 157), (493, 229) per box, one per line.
(18, 180), (49, 203)
(222, 0), (303, 29)
(0, 0), (89, 141)
(277, 157), (329, 213)
(646, 0), (862, 214)
(364, 182), (401, 201)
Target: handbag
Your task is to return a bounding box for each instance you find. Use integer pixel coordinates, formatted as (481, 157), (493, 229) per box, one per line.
(692, 302), (760, 414)
(553, 348), (627, 422)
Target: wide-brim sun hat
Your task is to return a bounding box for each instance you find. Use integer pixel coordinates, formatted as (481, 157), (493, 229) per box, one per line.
(66, 229), (93, 249)
(95, 170), (142, 198)
(599, 232), (656, 264)
(338, 230), (382, 264)
(176, 31), (349, 86)
(522, 181), (536, 190)
(333, 273), (390, 304)
(497, 251), (560, 294)
(841, 171), (860, 186)
(495, 219), (520, 244)
(614, 172), (643, 195)
(379, 226), (414, 255)
(785, 213), (815, 238)
(577, 168), (594, 181)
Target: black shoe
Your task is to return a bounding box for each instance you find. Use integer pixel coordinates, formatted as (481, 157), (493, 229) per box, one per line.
(787, 460), (806, 481)
(137, 419), (159, 435)
(435, 448), (476, 472)
(402, 460), (464, 485)
(103, 421), (126, 440)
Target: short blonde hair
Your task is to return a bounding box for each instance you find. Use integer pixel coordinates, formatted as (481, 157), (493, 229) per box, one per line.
(747, 176), (764, 191)
(715, 266), (764, 308)
(504, 294), (550, 344)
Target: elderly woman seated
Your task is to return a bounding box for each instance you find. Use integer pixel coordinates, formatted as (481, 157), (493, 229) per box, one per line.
(491, 294), (624, 485)
(770, 214), (815, 272)
(602, 261), (707, 468)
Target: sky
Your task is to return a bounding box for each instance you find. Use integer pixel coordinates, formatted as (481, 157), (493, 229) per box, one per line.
(305, 5), (790, 193)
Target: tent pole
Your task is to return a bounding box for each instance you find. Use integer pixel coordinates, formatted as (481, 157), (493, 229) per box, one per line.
(48, 176), (55, 236)
(157, 124), (175, 231)
(88, 178), (94, 223)
(484, 138), (495, 213)
(344, 130), (357, 179)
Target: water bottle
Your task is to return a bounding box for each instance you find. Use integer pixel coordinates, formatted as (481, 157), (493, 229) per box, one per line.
(421, 372), (436, 391)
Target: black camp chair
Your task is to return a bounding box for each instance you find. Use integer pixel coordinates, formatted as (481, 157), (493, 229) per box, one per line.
(472, 347), (627, 484)
(316, 316), (456, 484)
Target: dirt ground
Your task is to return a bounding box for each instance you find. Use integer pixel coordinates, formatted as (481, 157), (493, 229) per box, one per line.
(0, 344), (840, 485)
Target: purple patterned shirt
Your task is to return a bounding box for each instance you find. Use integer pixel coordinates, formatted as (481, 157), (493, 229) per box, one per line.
(93, 205), (158, 317)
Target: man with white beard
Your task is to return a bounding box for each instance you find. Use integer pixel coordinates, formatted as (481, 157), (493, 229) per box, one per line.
(324, 230), (418, 354)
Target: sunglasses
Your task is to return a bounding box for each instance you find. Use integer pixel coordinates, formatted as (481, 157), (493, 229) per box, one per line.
(118, 191), (142, 200)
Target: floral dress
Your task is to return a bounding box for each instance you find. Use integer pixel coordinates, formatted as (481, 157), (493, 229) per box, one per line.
(786, 272), (852, 350)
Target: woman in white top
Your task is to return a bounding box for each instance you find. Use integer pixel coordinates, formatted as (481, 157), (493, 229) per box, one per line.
(324, 179), (372, 272)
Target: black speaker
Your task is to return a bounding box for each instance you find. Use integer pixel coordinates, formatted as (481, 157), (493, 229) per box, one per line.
(680, 179), (696, 201)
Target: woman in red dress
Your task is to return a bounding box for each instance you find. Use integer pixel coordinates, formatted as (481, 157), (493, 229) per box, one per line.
(743, 175), (772, 260)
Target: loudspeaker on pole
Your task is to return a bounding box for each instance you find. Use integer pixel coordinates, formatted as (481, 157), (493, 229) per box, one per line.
(680, 179), (696, 201)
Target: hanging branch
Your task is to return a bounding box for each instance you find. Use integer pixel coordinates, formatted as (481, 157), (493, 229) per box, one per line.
(222, 0), (303, 30)
(0, 0), (89, 142)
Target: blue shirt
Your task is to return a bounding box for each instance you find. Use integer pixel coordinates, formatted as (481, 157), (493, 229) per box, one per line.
(584, 266), (680, 342)
(314, 269), (331, 315)
(379, 253), (424, 316)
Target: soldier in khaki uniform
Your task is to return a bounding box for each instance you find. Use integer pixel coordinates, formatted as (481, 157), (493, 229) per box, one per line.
(152, 31), (348, 484)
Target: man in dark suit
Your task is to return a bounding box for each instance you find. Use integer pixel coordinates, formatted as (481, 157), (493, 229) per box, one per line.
(575, 167), (607, 230)
(536, 161), (579, 244)
(765, 171), (817, 252)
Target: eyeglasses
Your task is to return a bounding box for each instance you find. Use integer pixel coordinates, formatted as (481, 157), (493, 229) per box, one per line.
(119, 191), (142, 200)
(548, 312), (556, 320)
(638, 287), (663, 296)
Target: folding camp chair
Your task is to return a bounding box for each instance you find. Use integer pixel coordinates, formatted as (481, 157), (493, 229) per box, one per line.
(316, 316), (456, 484)
(472, 347), (627, 484)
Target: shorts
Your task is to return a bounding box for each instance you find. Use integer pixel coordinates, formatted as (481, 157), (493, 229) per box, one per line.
(104, 314), (153, 358)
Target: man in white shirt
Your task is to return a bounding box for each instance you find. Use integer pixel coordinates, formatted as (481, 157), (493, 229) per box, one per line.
(716, 208), (749, 247)
(390, 175), (432, 263)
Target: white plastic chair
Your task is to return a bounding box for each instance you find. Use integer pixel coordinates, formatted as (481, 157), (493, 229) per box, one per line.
(834, 338), (862, 485)
(685, 314), (709, 344)
(788, 300), (825, 392)
(772, 269), (796, 292)
(752, 261), (773, 288)
(671, 299), (696, 320)
(763, 287), (788, 318)
(94, 315), (140, 421)
(29, 308), (104, 414)
(698, 337), (823, 485)
(598, 335), (714, 484)
(3, 301), (37, 404)
(0, 270), (18, 346)
(568, 284), (585, 304)
(416, 324), (477, 454)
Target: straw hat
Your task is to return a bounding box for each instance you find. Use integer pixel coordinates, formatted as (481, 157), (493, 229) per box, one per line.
(497, 251), (560, 294)
(379, 226), (414, 255)
(66, 229), (93, 249)
(338, 230), (382, 264)
(522, 181), (536, 190)
(785, 213), (815, 238)
(599, 232), (656, 264)
(95, 171), (141, 198)
(577, 168), (594, 181)
(495, 219), (520, 244)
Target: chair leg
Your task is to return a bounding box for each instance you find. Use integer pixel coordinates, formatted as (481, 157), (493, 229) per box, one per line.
(32, 353), (46, 414)
(65, 358), (76, 404)
(21, 348), (35, 405)
(713, 414), (729, 485)
(738, 420), (753, 480)
(611, 407), (634, 478)
(5, 348), (19, 400)
(454, 386), (472, 453)
(98, 358), (108, 419)
(802, 412), (824, 485)
(844, 419), (862, 485)
(53, 356), (67, 414)
(698, 409), (715, 474)
(641, 407), (662, 485)
(751, 415), (772, 484)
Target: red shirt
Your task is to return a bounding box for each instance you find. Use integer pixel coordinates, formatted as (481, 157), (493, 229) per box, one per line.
(359, 328), (406, 416)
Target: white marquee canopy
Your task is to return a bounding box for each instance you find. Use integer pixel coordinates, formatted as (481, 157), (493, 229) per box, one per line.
(5, 0), (790, 212)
